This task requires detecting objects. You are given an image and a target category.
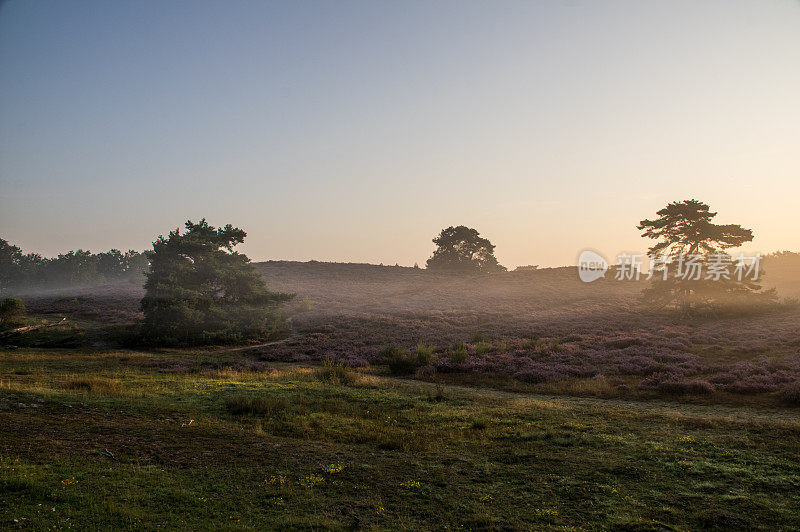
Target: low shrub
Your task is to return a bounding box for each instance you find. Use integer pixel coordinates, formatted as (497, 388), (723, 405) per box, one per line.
(521, 337), (537, 350)
(316, 358), (358, 385)
(449, 342), (468, 363)
(381, 345), (412, 374)
(474, 342), (493, 355)
(381, 345), (430, 376)
(415, 343), (435, 365)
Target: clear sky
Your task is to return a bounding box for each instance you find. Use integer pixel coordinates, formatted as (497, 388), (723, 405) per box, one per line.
(1, 0), (798, 268)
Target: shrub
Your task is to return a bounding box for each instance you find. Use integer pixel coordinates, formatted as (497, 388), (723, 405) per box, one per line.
(380, 344), (435, 375)
(317, 358), (357, 386)
(474, 342), (492, 355)
(0, 297), (25, 329)
(415, 343), (435, 365)
(521, 337), (537, 350)
(381, 345), (417, 375)
(449, 342), (468, 363)
(472, 332), (485, 343)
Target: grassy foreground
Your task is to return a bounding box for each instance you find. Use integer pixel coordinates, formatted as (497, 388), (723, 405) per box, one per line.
(1, 348), (800, 530)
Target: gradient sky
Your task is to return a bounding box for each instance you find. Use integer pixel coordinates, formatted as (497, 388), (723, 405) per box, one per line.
(1, 1), (799, 268)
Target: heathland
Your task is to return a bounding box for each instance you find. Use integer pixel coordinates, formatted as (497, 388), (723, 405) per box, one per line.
(2, 256), (800, 529)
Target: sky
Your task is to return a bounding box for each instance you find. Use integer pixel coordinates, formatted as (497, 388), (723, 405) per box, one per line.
(1, 0), (799, 268)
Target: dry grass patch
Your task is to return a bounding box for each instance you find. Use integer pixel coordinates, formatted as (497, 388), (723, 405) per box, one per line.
(62, 376), (126, 395)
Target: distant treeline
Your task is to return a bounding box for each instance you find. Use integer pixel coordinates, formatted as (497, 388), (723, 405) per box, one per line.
(0, 238), (148, 291)
(765, 251), (800, 262)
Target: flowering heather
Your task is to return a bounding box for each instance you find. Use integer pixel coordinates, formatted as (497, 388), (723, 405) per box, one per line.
(15, 258), (800, 401)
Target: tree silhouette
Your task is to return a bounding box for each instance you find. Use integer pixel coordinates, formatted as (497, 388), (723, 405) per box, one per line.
(0, 238), (148, 290)
(638, 199), (753, 256)
(638, 200), (773, 312)
(426, 226), (505, 272)
(140, 219), (292, 345)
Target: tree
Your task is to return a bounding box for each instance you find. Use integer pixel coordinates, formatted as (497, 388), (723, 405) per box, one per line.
(426, 226), (506, 272)
(45, 250), (97, 285)
(0, 238), (149, 290)
(96, 249), (149, 281)
(637, 199), (774, 312)
(140, 219), (292, 345)
(0, 239), (24, 290)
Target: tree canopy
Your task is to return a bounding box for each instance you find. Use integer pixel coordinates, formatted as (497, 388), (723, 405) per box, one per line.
(0, 238), (147, 291)
(638, 199), (753, 257)
(140, 219), (292, 345)
(426, 226), (505, 272)
(637, 199), (774, 312)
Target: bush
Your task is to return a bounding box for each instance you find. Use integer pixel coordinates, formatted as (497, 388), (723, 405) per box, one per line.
(0, 297), (25, 329)
(316, 359), (357, 386)
(449, 342), (468, 363)
(381, 345), (428, 376)
(474, 342), (492, 355)
(415, 343), (435, 365)
(521, 337), (537, 350)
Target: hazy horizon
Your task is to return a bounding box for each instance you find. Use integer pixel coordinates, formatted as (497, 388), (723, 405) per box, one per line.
(2, 1), (799, 268)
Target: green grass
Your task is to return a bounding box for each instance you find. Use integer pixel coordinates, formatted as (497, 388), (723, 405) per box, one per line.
(2, 348), (800, 529)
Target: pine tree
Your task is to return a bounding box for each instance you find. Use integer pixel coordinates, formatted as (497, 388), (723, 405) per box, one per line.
(140, 219), (292, 344)
(637, 200), (774, 313)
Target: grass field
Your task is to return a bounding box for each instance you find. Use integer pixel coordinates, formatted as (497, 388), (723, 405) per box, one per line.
(2, 346), (800, 530)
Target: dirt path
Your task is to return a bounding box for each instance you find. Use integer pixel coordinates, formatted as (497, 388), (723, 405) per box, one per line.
(201, 317), (301, 355)
(203, 335), (300, 355)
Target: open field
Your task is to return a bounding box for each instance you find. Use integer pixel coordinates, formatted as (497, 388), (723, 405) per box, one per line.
(3, 259), (800, 529)
(2, 348), (800, 530)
